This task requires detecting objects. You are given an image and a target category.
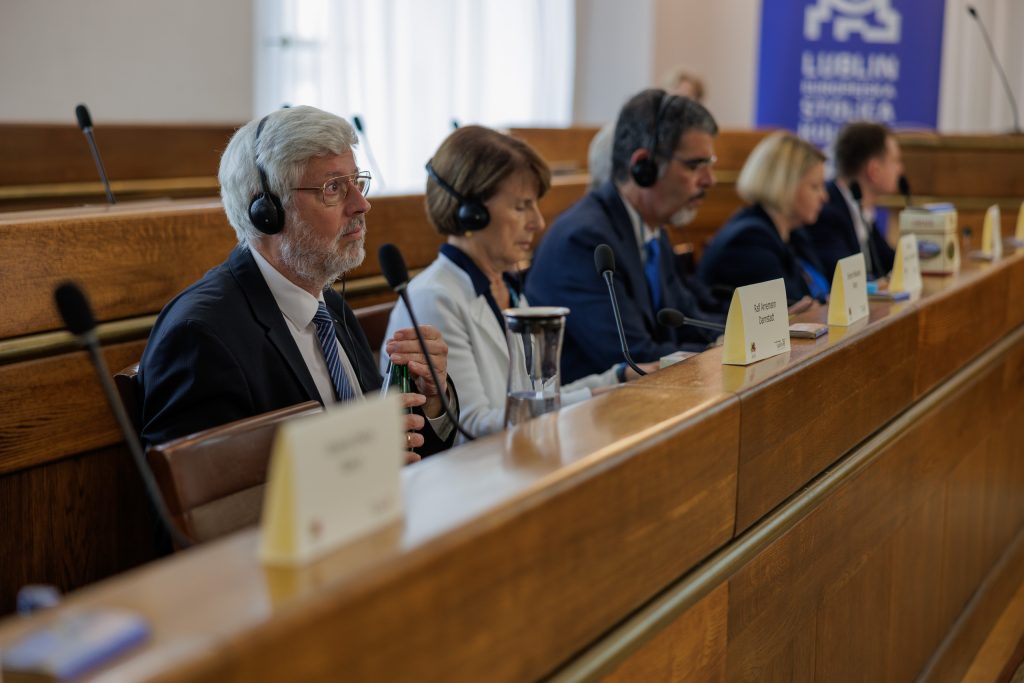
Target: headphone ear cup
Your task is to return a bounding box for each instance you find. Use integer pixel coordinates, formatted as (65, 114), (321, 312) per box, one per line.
(249, 191), (285, 235)
(456, 200), (490, 233)
(630, 157), (658, 188)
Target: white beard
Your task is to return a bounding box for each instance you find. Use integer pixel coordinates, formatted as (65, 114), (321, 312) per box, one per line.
(279, 215), (366, 290)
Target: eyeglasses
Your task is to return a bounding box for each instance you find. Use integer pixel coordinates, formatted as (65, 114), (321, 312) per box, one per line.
(292, 171), (372, 206)
(671, 154), (717, 172)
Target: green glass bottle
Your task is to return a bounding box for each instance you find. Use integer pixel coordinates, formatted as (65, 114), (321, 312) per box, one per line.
(381, 359), (412, 413)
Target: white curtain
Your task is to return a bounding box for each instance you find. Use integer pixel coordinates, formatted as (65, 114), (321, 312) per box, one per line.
(255, 0), (575, 194)
(938, 0), (1024, 133)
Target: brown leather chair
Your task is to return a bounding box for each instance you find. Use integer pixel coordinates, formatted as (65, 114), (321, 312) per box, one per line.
(114, 362), (142, 434)
(146, 401), (323, 545)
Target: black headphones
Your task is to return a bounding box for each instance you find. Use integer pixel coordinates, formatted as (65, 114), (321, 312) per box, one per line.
(630, 92), (674, 188)
(425, 160), (490, 233)
(248, 115), (286, 235)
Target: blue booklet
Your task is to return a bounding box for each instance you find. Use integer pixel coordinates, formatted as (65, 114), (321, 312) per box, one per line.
(2, 609), (150, 680)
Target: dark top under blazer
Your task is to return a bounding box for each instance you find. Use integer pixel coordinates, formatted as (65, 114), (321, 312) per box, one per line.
(525, 181), (721, 383)
(137, 245), (455, 455)
(698, 204), (824, 306)
(803, 181), (896, 281)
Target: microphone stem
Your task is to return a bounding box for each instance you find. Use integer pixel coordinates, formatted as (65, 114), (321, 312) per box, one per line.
(83, 130), (116, 205)
(603, 273), (646, 377)
(84, 342), (192, 549)
(682, 317), (726, 332)
(397, 289), (475, 442)
(971, 10), (1022, 134)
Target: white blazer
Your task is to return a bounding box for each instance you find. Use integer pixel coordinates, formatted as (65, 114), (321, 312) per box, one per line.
(381, 253), (617, 443)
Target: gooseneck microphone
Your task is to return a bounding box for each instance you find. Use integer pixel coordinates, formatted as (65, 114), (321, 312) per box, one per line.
(54, 282), (191, 549)
(898, 175), (912, 208)
(594, 244), (646, 377)
(848, 180), (883, 278)
(378, 243), (475, 442)
(656, 307), (726, 332)
(966, 5), (1022, 134)
(74, 104), (116, 205)
(351, 114), (387, 189)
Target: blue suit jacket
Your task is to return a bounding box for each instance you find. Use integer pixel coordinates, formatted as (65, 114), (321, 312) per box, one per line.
(526, 182), (721, 383)
(697, 204), (825, 306)
(804, 181), (895, 281)
(137, 245), (454, 455)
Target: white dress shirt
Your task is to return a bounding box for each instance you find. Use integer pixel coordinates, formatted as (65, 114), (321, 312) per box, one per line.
(250, 247), (362, 405)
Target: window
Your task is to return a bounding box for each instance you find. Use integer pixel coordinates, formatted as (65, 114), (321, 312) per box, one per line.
(256, 0), (575, 193)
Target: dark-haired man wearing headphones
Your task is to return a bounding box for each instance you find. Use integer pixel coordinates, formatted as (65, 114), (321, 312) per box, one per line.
(136, 106), (456, 458)
(526, 89), (724, 383)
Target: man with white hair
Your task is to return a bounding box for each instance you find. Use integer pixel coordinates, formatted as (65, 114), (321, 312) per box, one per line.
(137, 106), (456, 459)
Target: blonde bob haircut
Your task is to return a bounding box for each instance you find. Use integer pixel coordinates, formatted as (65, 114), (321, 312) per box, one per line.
(736, 131), (826, 214)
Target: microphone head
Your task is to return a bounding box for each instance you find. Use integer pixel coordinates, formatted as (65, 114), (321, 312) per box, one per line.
(656, 308), (685, 329)
(54, 281), (96, 336)
(849, 180), (863, 202)
(378, 243), (409, 291)
(352, 114), (365, 133)
(967, 5), (978, 18)
(74, 104), (93, 131)
(898, 175), (911, 198)
(594, 244), (616, 276)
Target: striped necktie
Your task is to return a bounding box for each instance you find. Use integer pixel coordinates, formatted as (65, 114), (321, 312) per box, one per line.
(313, 302), (355, 402)
(644, 237), (662, 311)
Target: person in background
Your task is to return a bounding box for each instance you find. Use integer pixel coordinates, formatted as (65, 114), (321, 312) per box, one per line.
(381, 125), (655, 442)
(527, 89), (723, 383)
(697, 131), (829, 307)
(804, 121), (901, 281)
(137, 106), (457, 460)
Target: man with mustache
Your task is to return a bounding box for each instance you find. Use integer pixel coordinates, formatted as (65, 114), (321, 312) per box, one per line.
(136, 106), (456, 459)
(526, 90), (723, 382)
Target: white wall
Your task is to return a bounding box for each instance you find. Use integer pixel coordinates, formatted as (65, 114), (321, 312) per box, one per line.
(0, 0), (252, 123)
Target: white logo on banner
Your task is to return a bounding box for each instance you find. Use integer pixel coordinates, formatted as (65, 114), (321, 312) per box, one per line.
(804, 0), (902, 43)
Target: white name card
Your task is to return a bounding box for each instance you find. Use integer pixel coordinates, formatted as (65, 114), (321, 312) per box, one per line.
(828, 252), (869, 326)
(979, 203), (1003, 259)
(1014, 201), (1024, 246)
(890, 234), (923, 294)
(260, 394), (405, 566)
(722, 278), (791, 366)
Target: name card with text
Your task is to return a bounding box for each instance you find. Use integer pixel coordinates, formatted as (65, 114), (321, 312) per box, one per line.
(722, 278), (790, 366)
(260, 394), (405, 566)
(828, 252), (869, 326)
(890, 234), (923, 294)
(974, 203), (1003, 260)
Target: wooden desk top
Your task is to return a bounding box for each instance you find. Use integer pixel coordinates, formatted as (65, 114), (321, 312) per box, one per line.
(0, 248), (1020, 682)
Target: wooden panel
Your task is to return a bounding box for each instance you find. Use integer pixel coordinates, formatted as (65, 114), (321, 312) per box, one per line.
(0, 340), (146, 472)
(897, 133), (1024, 200)
(728, 338), (1024, 683)
(600, 583), (728, 683)
(915, 262), (1011, 396)
(734, 308), (918, 532)
(0, 443), (162, 615)
(0, 201), (234, 339)
(0, 122), (236, 186)
(508, 126), (601, 171)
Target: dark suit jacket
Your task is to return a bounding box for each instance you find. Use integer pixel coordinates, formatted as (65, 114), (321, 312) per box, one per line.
(803, 181), (895, 281)
(525, 181), (722, 383)
(137, 245), (454, 455)
(697, 204), (826, 307)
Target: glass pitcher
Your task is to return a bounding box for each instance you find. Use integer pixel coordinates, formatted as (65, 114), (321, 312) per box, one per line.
(502, 306), (570, 427)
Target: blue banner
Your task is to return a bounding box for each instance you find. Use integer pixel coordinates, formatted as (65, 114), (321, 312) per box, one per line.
(756, 0), (946, 148)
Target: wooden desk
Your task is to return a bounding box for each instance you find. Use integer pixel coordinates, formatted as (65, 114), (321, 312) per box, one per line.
(1, 250), (1020, 682)
(0, 180), (592, 612)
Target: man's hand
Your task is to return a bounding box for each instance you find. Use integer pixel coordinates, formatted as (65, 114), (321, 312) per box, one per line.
(384, 325), (449, 419)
